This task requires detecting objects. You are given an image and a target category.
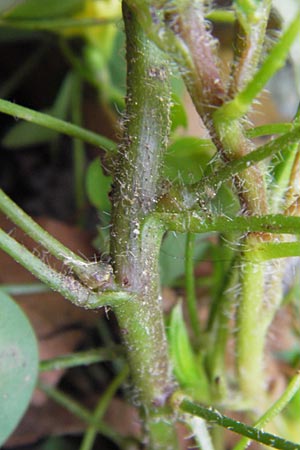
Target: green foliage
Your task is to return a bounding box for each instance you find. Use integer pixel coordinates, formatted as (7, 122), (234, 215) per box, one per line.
(0, 291), (38, 446)
(0, 0), (25, 15)
(5, 0), (84, 19)
(159, 232), (209, 286)
(168, 303), (210, 402)
(2, 72), (74, 149)
(163, 136), (214, 183)
(1, 1), (300, 449)
(86, 157), (112, 212)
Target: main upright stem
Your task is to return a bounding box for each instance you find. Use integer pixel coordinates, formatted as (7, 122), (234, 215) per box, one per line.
(110, 3), (177, 448)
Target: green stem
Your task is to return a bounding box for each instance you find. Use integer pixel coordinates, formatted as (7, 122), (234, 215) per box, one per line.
(111, 4), (177, 448)
(80, 366), (129, 450)
(38, 382), (124, 447)
(206, 250), (237, 401)
(245, 123), (293, 138)
(181, 125), (300, 212)
(233, 372), (300, 450)
(0, 228), (129, 308)
(0, 98), (116, 152)
(154, 212), (300, 235)
(229, 0), (271, 95)
(0, 17), (118, 31)
(0, 189), (115, 286)
(0, 188), (86, 261)
(205, 10), (235, 23)
(236, 246), (267, 402)
(215, 13), (300, 121)
(40, 346), (123, 372)
(185, 233), (201, 342)
(245, 240), (300, 262)
(0, 282), (49, 295)
(176, 396), (300, 450)
(237, 233), (286, 405)
(185, 416), (215, 450)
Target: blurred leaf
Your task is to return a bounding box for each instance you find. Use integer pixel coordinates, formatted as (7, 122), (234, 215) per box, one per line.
(211, 183), (240, 217)
(6, 0), (84, 19)
(2, 72), (74, 149)
(160, 232), (209, 286)
(0, 27), (40, 42)
(168, 303), (210, 402)
(170, 93), (188, 133)
(40, 436), (76, 450)
(2, 115), (57, 148)
(0, 291), (38, 447)
(163, 136), (215, 183)
(0, 0), (27, 15)
(86, 158), (112, 211)
(108, 29), (126, 106)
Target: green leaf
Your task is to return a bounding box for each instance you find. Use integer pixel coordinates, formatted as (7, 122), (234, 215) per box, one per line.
(2, 72), (74, 149)
(2, 111), (57, 148)
(163, 136), (215, 184)
(41, 436), (76, 450)
(86, 158), (112, 211)
(168, 303), (210, 402)
(0, 0), (27, 15)
(170, 93), (188, 133)
(6, 0), (84, 19)
(0, 291), (38, 446)
(234, 0), (262, 30)
(160, 232), (209, 287)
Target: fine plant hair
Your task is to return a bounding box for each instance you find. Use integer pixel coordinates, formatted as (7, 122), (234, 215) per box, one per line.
(1, 1), (300, 450)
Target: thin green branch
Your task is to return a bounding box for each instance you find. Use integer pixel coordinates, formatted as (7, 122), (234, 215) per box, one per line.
(0, 189), (83, 263)
(185, 416), (215, 450)
(0, 282), (49, 295)
(80, 366), (129, 450)
(40, 346), (124, 372)
(205, 10), (235, 23)
(0, 17), (119, 31)
(0, 98), (117, 152)
(154, 212), (300, 235)
(245, 123), (293, 138)
(198, 126), (300, 194)
(0, 189), (115, 286)
(38, 382), (124, 447)
(250, 240), (300, 262)
(176, 396), (300, 450)
(0, 229), (130, 308)
(233, 372), (300, 450)
(230, 0), (272, 94)
(215, 13), (300, 121)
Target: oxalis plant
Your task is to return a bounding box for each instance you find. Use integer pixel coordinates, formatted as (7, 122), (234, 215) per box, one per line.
(1, 0), (300, 449)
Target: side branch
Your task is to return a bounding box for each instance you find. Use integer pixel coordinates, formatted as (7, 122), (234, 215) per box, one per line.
(153, 212), (300, 235)
(0, 229), (130, 309)
(175, 396), (300, 450)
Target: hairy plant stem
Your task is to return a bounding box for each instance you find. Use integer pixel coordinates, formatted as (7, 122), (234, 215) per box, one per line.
(110, 4), (177, 448)
(0, 228), (128, 308)
(237, 234), (286, 406)
(229, 0), (272, 95)
(175, 395), (300, 450)
(38, 382), (124, 447)
(0, 98), (116, 152)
